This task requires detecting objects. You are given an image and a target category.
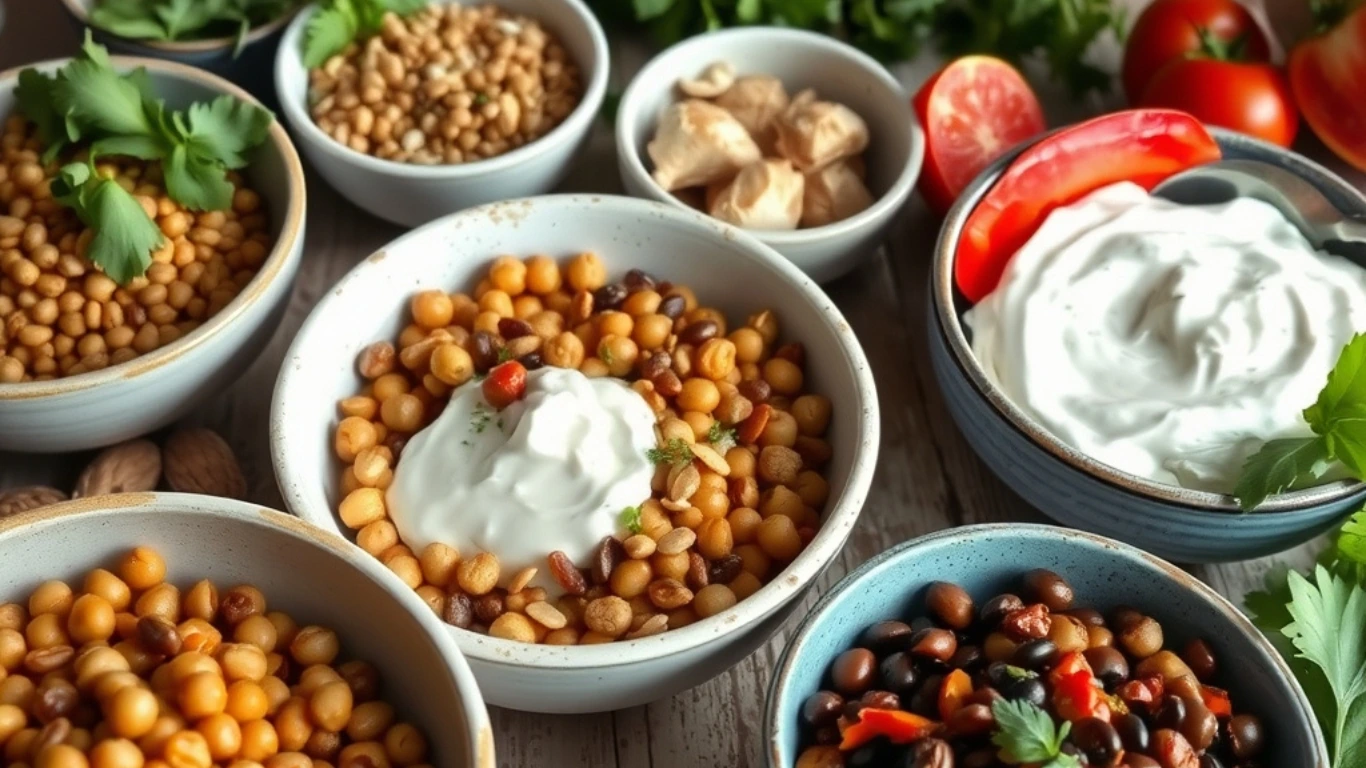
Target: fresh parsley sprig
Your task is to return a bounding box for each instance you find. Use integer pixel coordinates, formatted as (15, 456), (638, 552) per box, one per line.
(14, 34), (273, 284)
(646, 438), (693, 466)
(619, 505), (643, 535)
(302, 0), (427, 68)
(1235, 333), (1366, 510)
(90, 0), (297, 53)
(706, 422), (737, 453)
(990, 699), (1081, 767)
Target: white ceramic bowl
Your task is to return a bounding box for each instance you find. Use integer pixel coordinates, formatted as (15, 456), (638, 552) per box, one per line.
(274, 0), (609, 227)
(0, 492), (494, 767)
(615, 27), (924, 284)
(271, 194), (880, 712)
(0, 56), (306, 453)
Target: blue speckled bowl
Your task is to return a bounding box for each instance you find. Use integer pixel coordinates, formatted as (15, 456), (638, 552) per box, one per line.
(764, 524), (1328, 768)
(929, 128), (1366, 563)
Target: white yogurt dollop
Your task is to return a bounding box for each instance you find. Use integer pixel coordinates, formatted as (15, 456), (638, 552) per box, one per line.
(966, 181), (1366, 493)
(387, 367), (657, 573)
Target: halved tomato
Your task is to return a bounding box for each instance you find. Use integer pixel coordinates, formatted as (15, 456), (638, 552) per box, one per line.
(912, 56), (1046, 216)
(1289, 4), (1366, 172)
(955, 110), (1222, 303)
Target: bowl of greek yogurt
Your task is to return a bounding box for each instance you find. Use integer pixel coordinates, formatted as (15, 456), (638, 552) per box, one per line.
(930, 126), (1366, 563)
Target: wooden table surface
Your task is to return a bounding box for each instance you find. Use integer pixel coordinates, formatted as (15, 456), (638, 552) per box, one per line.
(2, 2), (1362, 766)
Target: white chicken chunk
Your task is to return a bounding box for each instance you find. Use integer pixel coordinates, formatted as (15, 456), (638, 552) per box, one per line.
(708, 159), (805, 231)
(801, 159), (875, 227)
(774, 89), (870, 172)
(648, 99), (763, 191)
(677, 61), (736, 98)
(714, 75), (789, 153)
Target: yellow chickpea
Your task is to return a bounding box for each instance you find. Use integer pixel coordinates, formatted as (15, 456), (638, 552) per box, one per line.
(791, 394), (832, 436)
(477, 289), (514, 317)
(597, 335), (638, 377)
(380, 393), (424, 433)
(727, 508), (763, 545)
(696, 338), (737, 381)
(729, 327), (765, 363)
(597, 311), (633, 338)
(757, 514), (803, 561)
(488, 256), (528, 295)
(524, 256), (561, 295)
(632, 314), (672, 350)
(409, 291), (454, 329)
(763, 358), (804, 396)
(677, 379), (721, 413)
(565, 253), (606, 292)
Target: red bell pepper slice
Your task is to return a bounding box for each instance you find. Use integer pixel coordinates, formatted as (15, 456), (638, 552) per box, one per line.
(1200, 684), (1233, 718)
(837, 708), (936, 751)
(954, 109), (1222, 303)
(938, 668), (973, 722)
(1050, 652), (1111, 723)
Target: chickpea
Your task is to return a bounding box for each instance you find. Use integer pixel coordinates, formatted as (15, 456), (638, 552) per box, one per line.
(226, 680), (270, 722)
(524, 256), (561, 295)
(757, 514), (802, 561)
(409, 291), (453, 329)
(791, 394), (832, 436)
(565, 253), (606, 292)
(380, 393), (424, 432)
(488, 257), (527, 295)
(596, 334), (638, 377)
(290, 627), (340, 667)
(608, 561), (652, 600)
(763, 358), (804, 396)
(542, 331), (584, 369)
(693, 584), (737, 619)
(695, 338), (737, 381)
(677, 378), (721, 413)
(67, 594), (115, 644)
(334, 418), (379, 463)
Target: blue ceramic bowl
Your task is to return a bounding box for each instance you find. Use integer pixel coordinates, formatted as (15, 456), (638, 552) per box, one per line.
(764, 524), (1328, 768)
(928, 128), (1366, 563)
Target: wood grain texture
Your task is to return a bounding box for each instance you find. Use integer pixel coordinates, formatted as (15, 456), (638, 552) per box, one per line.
(0, 2), (1359, 765)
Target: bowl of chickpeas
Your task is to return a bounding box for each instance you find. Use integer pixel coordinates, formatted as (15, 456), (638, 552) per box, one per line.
(0, 56), (307, 452)
(0, 491), (494, 767)
(270, 193), (880, 713)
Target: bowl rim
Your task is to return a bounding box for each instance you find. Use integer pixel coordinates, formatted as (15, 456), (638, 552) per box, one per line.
(272, 0), (610, 179)
(761, 522), (1332, 768)
(58, 0), (300, 53)
(0, 491), (496, 768)
(930, 126), (1366, 513)
(270, 192), (881, 669)
(0, 53), (307, 401)
(613, 25), (924, 246)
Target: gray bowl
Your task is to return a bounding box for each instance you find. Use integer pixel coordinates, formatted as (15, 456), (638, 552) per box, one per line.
(929, 128), (1366, 563)
(764, 524), (1329, 768)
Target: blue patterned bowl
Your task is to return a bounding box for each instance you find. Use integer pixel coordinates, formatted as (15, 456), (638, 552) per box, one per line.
(764, 524), (1329, 768)
(928, 129), (1366, 563)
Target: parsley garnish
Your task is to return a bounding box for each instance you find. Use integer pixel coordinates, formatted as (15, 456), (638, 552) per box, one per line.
(599, 345), (614, 366)
(90, 0), (295, 52)
(473, 92), (490, 106)
(14, 34), (272, 284)
(646, 438), (693, 467)
(497, 346), (514, 363)
(1236, 333), (1366, 510)
(990, 700), (1081, 767)
(619, 506), (642, 535)
(496, 417), (505, 431)
(470, 402), (493, 434)
(707, 422), (737, 453)
(302, 0), (427, 68)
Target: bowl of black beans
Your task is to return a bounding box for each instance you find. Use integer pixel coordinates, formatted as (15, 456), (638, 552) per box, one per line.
(764, 524), (1328, 768)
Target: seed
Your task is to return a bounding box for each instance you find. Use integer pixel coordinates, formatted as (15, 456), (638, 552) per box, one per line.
(136, 615), (182, 656)
(646, 579), (693, 611)
(656, 527), (697, 556)
(667, 464), (701, 504)
(524, 601), (567, 630)
(507, 567), (537, 595)
(626, 614), (669, 639)
(623, 535), (656, 559)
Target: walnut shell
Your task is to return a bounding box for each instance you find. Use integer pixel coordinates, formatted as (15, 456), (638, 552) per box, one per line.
(74, 439), (162, 498)
(0, 486), (68, 518)
(163, 428), (247, 500)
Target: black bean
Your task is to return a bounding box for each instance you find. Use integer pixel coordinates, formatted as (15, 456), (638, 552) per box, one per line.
(860, 620), (914, 657)
(624, 268), (656, 292)
(801, 690), (844, 728)
(1156, 695), (1187, 731)
(658, 294), (686, 319)
(859, 690), (900, 712)
(949, 644), (984, 671)
(909, 738), (953, 768)
(968, 686), (1004, 708)
(593, 283), (627, 311)
(1084, 646), (1130, 690)
(497, 317), (533, 339)
(1182, 699), (1218, 751)
(707, 554), (742, 585)
(1011, 639), (1057, 670)
(909, 628), (957, 663)
(878, 652), (919, 697)
(1120, 755), (1160, 768)
(678, 319), (718, 346)
(1000, 676), (1046, 708)
(1114, 712), (1150, 754)
(961, 749), (999, 768)
(946, 703), (994, 737)
(1182, 638), (1218, 682)
(813, 726), (840, 746)
(1066, 607), (1106, 627)
(1199, 755), (1226, 768)
(830, 648), (877, 697)
(1022, 569), (1075, 611)
(926, 581), (975, 630)
(519, 352), (544, 371)
(909, 616), (935, 633)
(909, 673), (943, 718)
(1071, 717), (1122, 764)
(1227, 714), (1265, 759)
(980, 594), (1025, 627)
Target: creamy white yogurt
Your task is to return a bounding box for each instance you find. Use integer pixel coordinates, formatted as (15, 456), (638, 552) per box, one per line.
(966, 181), (1366, 493)
(387, 367), (657, 574)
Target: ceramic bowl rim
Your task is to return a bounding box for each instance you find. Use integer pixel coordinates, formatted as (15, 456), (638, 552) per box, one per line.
(0, 491), (496, 768)
(613, 25), (924, 247)
(58, 0), (300, 54)
(272, 0), (609, 180)
(271, 192), (881, 670)
(0, 54), (307, 401)
(762, 522), (1331, 768)
(930, 126), (1366, 513)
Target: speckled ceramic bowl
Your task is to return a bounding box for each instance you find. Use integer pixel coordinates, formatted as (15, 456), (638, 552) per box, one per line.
(270, 193), (880, 712)
(929, 128), (1366, 563)
(765, 524), (1328, 768)
(0, 492), (494, 767)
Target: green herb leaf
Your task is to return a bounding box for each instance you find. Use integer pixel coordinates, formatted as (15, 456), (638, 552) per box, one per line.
(497, 346), (514, 363)
(52, 163), (163, 285)
(990, 699), (1079, 766)
(89, 0), (176, 40)
(1336, 509), (1366, 578)
(303, 0), (360, 68)
(52, 36), (154, 140)
(707, 422), (738, 453)
(90, 0), (295, 45)
(15, 69), (69, 160)
(92, 134), (169, 160)
(1282, 566), (1366, 767)
(646, 438), (694, 466)
(1234, 437), (1333, 511)
(1307, 334), (1366, 431)
(619, 506), (643, 535)
(164, 144), (235, 211)
(185, 95), (273, 169)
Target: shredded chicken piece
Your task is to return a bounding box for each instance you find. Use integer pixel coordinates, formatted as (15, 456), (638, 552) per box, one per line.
(801, 159), (875, 227)
(708, 159), (804, 231)
(774, 89), (870, 172)
(677, 61), (736, 98)
(648, 100), (762, 191)
(714, 75), (789, 153)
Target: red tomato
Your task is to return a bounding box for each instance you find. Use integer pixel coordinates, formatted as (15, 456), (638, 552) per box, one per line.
(1289, 4), (1366, 171)
(482, 361), (527, 410)
(955, 110), (1221, 303)
(1122, 0), (1271, 104)
(1140, 58), (1298, 147)
(912, 56), (1045, 216)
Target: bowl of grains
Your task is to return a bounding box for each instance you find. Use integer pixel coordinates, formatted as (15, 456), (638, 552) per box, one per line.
(0, 44), (306, 453)
(274, 0), (608, 227)
(0, 492), (495, 767)
(270, 194), (880, 713)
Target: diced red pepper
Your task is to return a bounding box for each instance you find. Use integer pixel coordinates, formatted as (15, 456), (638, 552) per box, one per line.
(1118, 675), (1165, 715)
(837, 708), (936, 751)
(1200, 685), (1233, 718)
(482, 361), (527, 409)
(938, 669), (973, 722)
(1050, 652), (1111, 723)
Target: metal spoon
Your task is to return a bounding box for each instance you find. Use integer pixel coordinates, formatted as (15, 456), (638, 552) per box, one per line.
(1151, 158), (1366, 262)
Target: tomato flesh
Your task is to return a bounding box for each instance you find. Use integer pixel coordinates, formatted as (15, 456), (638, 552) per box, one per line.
(1290, 5), (1366, 172)
(1140, 59), (1298, 148)
(955, 110), (1221, 303)
(482, 361), (527, 410)
(1121, 0), (1271, 104)
(913, 56), (1045, 216)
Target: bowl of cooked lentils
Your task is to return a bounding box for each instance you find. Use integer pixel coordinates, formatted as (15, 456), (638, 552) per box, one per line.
(0, 48), (306, 453)
(765, 524), (1328, 768)
(270, 193), (880, 713)
(274, 0), (608, 227)
(0, 492), (494, 767)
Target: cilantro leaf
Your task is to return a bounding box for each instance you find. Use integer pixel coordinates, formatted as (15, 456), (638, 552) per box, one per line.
(52, 35), (154, 139)
(990, 699), (1080, 766)
(619, 506), (642, 535)
(646, 439), (694, 466)
(1324, 404), (1366, 478)
(156, 0), (225, 39)
(1307, 334), (1366, 431)
(164, 144), (235, 211)
(185, 95), (273, 169)
(92, 134), (170, 160)
(90, 0), (176, 39)
(52, 163), (163, 285)
(303, 0), (360, 68)
(1234, 437), (1333, 511)
(1336, 509), (1366, 579)
(1283, 566), (1366, 767)
(15, 69), (68, 160)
